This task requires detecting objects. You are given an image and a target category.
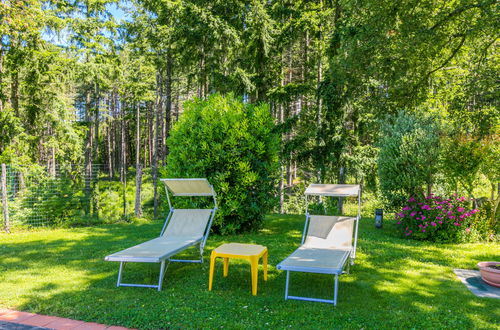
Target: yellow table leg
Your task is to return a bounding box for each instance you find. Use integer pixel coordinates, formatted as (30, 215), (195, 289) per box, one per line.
(208, 251), (216, 291)
(263, 249), (268, 281)
(250, 256), (258, 296)
(223, 258), (229, 277)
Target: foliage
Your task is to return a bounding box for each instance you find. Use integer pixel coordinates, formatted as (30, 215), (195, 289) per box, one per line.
(377, 111), (440, 209)
(440, 134), (490, 198)
(1, 215), (499, 329)
(394, 194), (490, 243)
(165, 94), (280, 234)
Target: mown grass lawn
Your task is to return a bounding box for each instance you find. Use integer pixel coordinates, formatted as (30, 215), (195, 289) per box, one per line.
(1, 214), (499, 329)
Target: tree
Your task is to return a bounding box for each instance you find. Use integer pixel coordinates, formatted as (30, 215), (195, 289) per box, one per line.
(165, 94), (280, 234)
(378, 111), (440, 209)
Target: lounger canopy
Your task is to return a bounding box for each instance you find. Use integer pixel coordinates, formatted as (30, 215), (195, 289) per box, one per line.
(305, 184), (360, 197)
(277, 183), (361, 306)
(105, 178), (217, 291)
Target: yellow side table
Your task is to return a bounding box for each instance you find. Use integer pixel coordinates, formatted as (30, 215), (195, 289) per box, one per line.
(208, 243), (268, 296)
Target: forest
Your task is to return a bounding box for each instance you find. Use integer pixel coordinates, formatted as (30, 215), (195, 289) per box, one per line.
(0, 0), (498, 234)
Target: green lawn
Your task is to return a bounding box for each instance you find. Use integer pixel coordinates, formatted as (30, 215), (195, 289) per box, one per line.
(1, 215), (499, 329)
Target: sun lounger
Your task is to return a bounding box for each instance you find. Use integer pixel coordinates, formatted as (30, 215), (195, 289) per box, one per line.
(105, 178), (217, 291)
(276, 184), (361, 305)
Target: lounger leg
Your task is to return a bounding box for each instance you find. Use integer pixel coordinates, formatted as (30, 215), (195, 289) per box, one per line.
(333, 274), (339, 306)
(208, 251), (216, 291)
(223, 258), (229, 277)
(285, 271), (290, 300)
(158, 261), (166, 291)
(117, 262), (124, 287)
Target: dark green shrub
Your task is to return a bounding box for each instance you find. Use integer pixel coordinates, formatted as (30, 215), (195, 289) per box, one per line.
(377, 111), (440, 210)
(164, 94), (280, 234)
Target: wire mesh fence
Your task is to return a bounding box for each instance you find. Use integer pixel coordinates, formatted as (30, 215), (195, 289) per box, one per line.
(0, 163), (105, 229)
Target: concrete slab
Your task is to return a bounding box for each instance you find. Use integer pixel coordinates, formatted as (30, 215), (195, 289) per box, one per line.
(454, 269), (500, 299)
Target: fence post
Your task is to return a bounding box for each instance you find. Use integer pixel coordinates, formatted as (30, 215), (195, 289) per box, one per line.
(1, 164), (10, 233)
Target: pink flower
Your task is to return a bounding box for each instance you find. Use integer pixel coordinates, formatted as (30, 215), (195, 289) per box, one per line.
(410, 212), (417, 217)
(431, 222), (437, 226)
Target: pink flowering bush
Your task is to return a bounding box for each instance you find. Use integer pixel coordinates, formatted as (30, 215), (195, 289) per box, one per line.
(395, 194), (481, 242)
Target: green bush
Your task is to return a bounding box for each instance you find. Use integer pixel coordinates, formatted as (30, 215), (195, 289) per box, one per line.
(377, 111), (440, 210)
(164, 94), (280, 234)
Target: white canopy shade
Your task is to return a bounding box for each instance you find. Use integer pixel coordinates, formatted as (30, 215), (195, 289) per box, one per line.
(161, 178), (215, 196)
(304, 184), (360, 197)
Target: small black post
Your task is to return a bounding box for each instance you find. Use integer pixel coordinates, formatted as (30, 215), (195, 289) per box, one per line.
(375, 208), (383, 228)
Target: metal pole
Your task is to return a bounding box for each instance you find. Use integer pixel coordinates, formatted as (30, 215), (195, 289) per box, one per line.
(333, 274), (339, 306)
(285, 271), (290, 299)
(117, 262), (124, 287)
(1, 164), (10, 233)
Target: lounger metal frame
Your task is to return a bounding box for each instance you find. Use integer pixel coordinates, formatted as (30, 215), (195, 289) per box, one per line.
(279, 185), (361, 305)
(113, 178), (217, 291)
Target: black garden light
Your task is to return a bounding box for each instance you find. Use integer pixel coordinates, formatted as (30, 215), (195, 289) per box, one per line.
(375, 208), (383, 228)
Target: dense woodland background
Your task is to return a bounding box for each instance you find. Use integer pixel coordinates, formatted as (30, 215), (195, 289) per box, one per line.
(0, 0), (498, 227)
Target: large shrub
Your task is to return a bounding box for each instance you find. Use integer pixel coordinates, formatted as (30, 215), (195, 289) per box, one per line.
(377, 111), (440, 209)
(165, 94), (280, 234)
(395, 194), (485, 242)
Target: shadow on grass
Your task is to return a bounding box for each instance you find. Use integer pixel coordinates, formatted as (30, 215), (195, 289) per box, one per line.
(0, 215), (499, 329)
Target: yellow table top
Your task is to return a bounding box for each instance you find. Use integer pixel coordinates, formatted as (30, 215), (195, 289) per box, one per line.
(213, 243), (267, 257)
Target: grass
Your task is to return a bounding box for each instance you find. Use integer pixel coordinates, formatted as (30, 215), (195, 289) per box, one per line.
(0, 214), (499, 329)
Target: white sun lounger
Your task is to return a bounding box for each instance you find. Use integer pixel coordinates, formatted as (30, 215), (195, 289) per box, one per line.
(105, 178), (217, 291)
(276, 184), (361, 305)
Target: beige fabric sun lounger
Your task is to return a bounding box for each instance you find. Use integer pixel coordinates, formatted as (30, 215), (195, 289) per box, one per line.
(105, 179), (217, 291)
(277, 184), (361, 305)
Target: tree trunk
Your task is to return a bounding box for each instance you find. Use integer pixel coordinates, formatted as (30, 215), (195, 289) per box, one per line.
(10, 71), (19, 116)
(338, 166), (345, 215)
(152, 71), (162, 218)
(316, 0), (325, 183)
(121, 101), (127, 218)
(165, 51), (173, 159)
(148, 101), (153, 166)
(92, 90), (100, 218)
(107, 116), (113, 179)
(83, 89), (93, 216)
(0, 42), (4, 112)
(135, 104), (142, 217)
(1, 164), (9, 233)
(49, 147), (56, 177)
